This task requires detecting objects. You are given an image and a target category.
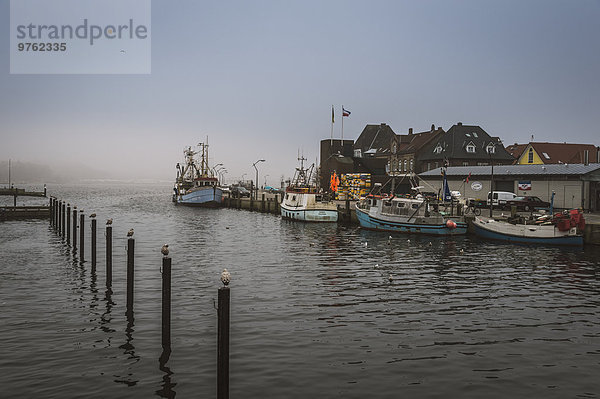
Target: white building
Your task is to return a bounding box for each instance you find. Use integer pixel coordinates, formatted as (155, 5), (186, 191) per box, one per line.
(418, 164), (600, 211)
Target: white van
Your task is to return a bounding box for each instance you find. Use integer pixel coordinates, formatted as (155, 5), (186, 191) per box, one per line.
(487, 191), (516, 207)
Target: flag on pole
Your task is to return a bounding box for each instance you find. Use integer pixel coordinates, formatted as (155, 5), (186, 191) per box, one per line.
(331, 106), (335, 124)
(342, 107), (351, 117)
(465, 172), (471, 183)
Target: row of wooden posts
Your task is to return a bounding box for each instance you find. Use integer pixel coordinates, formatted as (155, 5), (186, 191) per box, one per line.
(49, 197), (231, 399)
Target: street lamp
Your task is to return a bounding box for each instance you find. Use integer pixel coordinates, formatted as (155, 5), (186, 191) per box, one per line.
(252, 159), (266, 200)
(218, 170), (228, 185)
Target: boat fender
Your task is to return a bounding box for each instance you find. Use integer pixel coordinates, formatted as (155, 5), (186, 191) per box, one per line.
(446, 220), (457, 229)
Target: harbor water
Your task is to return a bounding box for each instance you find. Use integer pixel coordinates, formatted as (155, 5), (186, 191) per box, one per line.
(1, 182), (600, 398)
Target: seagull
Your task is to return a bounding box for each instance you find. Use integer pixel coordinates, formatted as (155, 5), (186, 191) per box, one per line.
(388, 275), (393, 282)
(127, 228), (134, 237)
(309, 242), (315, 247)
(161, 244), (169, 256)
(428, 242), (433, 246)
(106, 218), (113, 225)
(407, 239), (411, 244)
(363, 242), (368, 247)
(387, 236), (392, 245)
(89, 213), (96, 218)
(221, 269), (231, 286)
(459, 249), (464, 255)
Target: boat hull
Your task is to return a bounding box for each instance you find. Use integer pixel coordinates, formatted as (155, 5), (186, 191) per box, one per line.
(355, 206), (467, 235)
(174, 187), (223, 207)
(473, 217), (583, 246)
(280, 205), (338, 222)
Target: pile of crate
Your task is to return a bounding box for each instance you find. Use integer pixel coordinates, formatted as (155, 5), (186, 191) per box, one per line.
(336, 173), (371, 200)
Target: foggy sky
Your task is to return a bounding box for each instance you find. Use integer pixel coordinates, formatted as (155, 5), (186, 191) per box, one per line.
(1, 0), (599, 186)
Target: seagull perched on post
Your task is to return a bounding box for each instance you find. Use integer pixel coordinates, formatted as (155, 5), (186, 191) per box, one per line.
(89, 213), (96, 218)
(161, 244), (169, 256)
(127, 228), (134, 237)
(106, 218), (113, 225)
(221, 269), (231, 286)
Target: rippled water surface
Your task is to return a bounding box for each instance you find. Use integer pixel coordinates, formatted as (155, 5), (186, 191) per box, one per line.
(1, 182), (600, 398)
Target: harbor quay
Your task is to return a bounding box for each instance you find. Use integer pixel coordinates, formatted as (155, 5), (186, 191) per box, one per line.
(220, 191), (600, 245)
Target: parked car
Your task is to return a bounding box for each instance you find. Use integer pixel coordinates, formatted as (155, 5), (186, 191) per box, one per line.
(505, 196), (550, 211)
(231, 186), (250, 198)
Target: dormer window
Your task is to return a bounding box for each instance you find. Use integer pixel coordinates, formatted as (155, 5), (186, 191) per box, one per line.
(354, 149), (362, 158)
(466, 142), (476, 153)
(486, 143), (495, 154)
(433, 144), (443, 154)
(472, 132), (478, 138)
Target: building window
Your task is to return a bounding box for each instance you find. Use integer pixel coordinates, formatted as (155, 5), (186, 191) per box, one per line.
(435, 162), (439, 169)
(466, 143), (476, 153)
(404, 159), (407, 171)
(354, 149), (362, 158)
(409, 159), (414, 171)
(463, 162), (469, 166)
(486, 143), (495, 154)
(427, 162), (431, 171)
(528, 148), (534, 163)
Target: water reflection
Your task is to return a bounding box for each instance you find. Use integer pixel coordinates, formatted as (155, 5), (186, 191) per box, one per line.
(115, 312), (140, 386)
(156, 347), (176, 398)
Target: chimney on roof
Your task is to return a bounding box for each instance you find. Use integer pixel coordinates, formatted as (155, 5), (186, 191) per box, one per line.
(408, 128), (413, 135)
(457, 122), (462, 126)
(431, 124), (435, 132)
(380, 123), (386, 126)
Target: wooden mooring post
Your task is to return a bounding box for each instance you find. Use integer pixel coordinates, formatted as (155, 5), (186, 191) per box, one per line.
(106, 222), (112, 286)
(56, 199), (60, 230)
(126, 233), (135, 314)
(61, 202), (66, 237)
(49, 198), (54, 226)
(66, 204), (71, 243)
(161, 249), (171, 348)
(79, 210), (85, 262)
(72, 207), (78, 250)
(91, 216), (97, 268)
(217, 269), (231, 399)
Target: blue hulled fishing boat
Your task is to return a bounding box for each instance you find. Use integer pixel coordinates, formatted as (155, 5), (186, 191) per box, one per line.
(173, 142), (223, 207)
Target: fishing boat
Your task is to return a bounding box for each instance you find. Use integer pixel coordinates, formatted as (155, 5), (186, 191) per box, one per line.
(473, 209), (585, 246)
(354, 161), (467, 235)
(355, 194), (467, 235)
(172, 142), (223, 207)
(280, 156), (338, 222)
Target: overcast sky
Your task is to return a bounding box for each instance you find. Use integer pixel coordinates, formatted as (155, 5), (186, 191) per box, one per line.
(1, 0), (599, 185)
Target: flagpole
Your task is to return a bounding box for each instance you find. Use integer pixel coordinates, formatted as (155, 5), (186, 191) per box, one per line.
(330, 105), (334, 146)
(341, 105), (344, 143)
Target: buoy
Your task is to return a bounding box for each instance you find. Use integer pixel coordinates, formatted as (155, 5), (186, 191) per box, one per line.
(446, 220), (457, 229)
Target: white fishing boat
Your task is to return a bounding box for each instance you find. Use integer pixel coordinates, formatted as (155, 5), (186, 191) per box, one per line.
(473, 209), (585, 246)
(172, 142), (223, 207)
(280, 156), (338, 222)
